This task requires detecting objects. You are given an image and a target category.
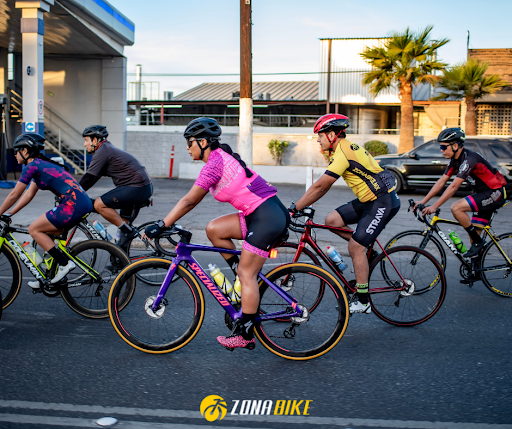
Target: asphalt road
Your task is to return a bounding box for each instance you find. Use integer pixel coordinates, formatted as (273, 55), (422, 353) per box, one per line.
(0, 178), (511, 428)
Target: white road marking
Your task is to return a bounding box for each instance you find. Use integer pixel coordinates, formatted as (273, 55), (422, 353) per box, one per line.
(0, 400), (510, 429)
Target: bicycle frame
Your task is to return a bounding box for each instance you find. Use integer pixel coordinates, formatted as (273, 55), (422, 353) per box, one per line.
(150, 241), (303, 323)
(0, 222), (101, 284)
(285, 217), (409, 294)
(418, 213), (511, 267)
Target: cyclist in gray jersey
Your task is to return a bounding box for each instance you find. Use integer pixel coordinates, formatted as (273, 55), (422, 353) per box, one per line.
(79, 125), (153, 248)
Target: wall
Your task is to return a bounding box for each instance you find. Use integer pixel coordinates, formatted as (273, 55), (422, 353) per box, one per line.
(126, 126), (436, 178)
(44, 56), (127, 150)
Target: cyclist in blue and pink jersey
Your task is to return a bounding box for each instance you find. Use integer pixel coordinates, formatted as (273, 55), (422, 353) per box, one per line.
(415, 128), (507, 259)
(0, 134), (92, 287)
(144, 118), (290, 351)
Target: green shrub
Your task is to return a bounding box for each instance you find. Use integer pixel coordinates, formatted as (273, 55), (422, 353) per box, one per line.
(268, 139), (290, 165)
(364, 140), (389, 157)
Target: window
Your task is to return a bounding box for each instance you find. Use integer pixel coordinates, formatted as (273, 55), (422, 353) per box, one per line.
(414, 142), (444, 158)
(488, 143), (512, 160)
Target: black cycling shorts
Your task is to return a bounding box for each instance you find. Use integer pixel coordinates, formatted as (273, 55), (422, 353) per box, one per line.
(466, 187), (506, 227)
(101, 183), (153, 217)
(239, 195), (290, 258)
(336, 191), (401, 247)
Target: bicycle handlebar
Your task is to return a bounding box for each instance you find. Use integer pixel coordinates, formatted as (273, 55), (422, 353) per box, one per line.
(154, 225), (189, 257)
(407, 199), (440, 224)
(288, 207), (315, 233)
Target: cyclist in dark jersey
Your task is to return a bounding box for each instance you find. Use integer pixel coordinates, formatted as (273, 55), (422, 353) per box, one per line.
(415, 128), (507, 258)
(290, 114), (400, 314)
(0, 134), (92, 286)
(79, 125), (153, 249)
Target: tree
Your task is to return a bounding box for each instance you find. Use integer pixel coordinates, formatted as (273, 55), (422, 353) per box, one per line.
(267, 139), (290, 165)
(432, 59), (509, 135)
(361, 26), (449, 153)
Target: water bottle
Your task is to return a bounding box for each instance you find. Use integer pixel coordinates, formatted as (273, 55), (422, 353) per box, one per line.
(326, 246), (348, 271)
(230, 276), (241, 304)
(207, 264), (233, 295)
(448, 229), (467, 253)
(22, 242), (43, 266)
(92, 220), (112, 241)
(41, 252), (51, 270)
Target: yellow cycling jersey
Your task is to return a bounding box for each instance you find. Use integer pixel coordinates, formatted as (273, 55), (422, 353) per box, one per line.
(325, 139), (395, 202)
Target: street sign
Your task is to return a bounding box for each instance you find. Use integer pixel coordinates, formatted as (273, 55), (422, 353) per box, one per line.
(25, 122), (35, 132)
(38, 100), (44, 118)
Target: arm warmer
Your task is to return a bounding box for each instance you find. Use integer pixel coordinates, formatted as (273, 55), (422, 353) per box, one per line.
(79, 173), (101, 191)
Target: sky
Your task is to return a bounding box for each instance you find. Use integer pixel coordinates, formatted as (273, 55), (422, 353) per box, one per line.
(107, 0), (512, 99)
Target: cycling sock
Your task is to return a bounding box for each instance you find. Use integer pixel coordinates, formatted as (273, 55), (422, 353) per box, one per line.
(238, 313), (256, 340)
(356, 283), (369, 305)
(119, 222), (133, 234)
(48, 247), (69, 266)
(465, 225), (482, 244)
(226, 255), (239, 276)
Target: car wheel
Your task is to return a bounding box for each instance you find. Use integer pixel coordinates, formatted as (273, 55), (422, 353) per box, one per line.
(391, 170), (403, 194)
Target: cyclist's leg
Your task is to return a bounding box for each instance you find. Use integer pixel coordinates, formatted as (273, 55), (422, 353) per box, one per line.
(457, 188), (505, 257)
(325, 199), (360, 242)
(216, 196), (290, 350)
(350, 192), (400, 308)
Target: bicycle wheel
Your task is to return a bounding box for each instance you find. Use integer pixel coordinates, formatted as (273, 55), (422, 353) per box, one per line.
(262, 242), (325, 312)
(126, 222), (178, 286)
(480, 233), (512, 297)
(368, 246), (446, 326)
(384, 230), (447, 271)
(255, 263), (349, 360)
(109, 258), (205, 353)
(0, 243), (22, 310)
(60, 240), (134, 318)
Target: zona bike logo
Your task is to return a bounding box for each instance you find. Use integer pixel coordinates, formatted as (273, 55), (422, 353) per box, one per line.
(200, 395), (227, 422)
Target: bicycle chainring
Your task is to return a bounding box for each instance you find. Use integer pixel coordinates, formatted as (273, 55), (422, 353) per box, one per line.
(459, 263), (470, 279)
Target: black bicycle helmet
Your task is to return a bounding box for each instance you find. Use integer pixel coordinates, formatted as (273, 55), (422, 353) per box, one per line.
(438, 127), (465, 145)
(183, 117), (222, 140)
(13, 134), (44, 153)
(83, 125), (109, 140)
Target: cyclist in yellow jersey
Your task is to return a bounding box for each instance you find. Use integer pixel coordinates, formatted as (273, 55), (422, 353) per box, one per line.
(290, 114), (400, 313)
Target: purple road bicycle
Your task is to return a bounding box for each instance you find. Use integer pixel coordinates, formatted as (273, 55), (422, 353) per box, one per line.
(108, 225), (349, 360)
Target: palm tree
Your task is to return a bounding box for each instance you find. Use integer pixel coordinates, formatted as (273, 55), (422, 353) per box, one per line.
(361, 26), (449, 153)
(432, 59), (509, 135)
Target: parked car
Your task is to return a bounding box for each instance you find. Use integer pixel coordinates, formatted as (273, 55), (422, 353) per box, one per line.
(375, 138), (512, 194)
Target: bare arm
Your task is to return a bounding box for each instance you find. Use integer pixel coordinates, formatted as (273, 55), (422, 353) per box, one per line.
(429, 177), (465, 210)
(163, 185), (209, 227)
(295, 174), (337, 210)
(0, 181), (29, 215)
(8, 182), (39, 215)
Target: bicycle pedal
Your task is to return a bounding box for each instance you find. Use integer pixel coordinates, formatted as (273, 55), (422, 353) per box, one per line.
(460, 279), (474, 287)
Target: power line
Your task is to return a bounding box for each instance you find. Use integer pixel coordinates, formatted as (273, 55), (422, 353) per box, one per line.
(126, 70), (368, 77)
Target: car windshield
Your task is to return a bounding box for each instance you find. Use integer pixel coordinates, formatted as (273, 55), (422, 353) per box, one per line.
(414, 142), (444, 158)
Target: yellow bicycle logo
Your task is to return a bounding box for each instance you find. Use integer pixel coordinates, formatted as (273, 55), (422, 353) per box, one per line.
(200, 395), (228, 422)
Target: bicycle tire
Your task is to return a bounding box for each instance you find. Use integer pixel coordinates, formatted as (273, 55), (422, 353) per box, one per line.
(109, 258), (205, 353)
(368, 245), (446, 326)
(0, 243), (22, 310)
(255, 263), (349, 360)
(60, 240), (134, 318)
(126, 222), (177, 286)
(480, 232), (512, 297)
(262, 242), (325, 312)
(384, 230), (447, 271)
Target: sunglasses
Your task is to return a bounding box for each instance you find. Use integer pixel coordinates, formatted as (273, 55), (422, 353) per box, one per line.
(187, 138), (204, 148)
(439, 145), (451, 151)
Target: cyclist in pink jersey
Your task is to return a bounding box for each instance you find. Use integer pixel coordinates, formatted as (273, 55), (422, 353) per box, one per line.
(144, 118), (290, 350)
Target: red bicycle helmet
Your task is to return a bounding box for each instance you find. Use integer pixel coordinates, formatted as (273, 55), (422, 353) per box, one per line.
(313, 114), (350, 134)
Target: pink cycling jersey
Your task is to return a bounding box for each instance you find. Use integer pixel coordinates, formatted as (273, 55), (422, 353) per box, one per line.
(194, 149), (277, 216)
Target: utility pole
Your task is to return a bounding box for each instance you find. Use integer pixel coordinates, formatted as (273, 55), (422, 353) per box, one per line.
(239, 0), (253, 167)
(326, 39), (332, 114)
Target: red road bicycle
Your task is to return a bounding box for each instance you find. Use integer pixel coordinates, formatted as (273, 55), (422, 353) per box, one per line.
(264, 207), (447, 326)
